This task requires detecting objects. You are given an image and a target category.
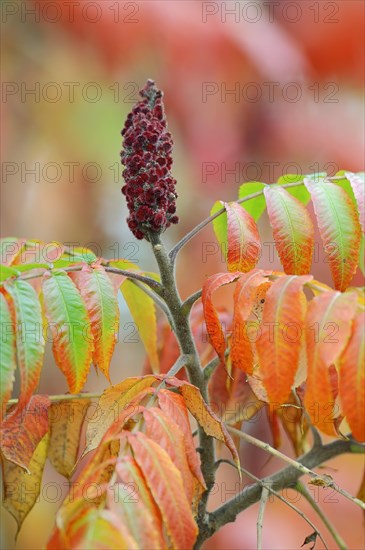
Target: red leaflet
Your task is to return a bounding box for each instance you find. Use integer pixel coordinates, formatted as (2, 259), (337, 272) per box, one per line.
(304, 291), (358, 436)
(157, 389), (206, 487)
(1, 395), (50, 470)
(109, 457), (165, 549)
(143, 407), (195, 502)
(202, 272), (240, 363)
(230, 269), (271, 375)
(126, 432), (198, 550)
(225, 202), (261, 273)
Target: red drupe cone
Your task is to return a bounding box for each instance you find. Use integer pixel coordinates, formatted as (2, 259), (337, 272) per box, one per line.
(120, 80), (179, 240)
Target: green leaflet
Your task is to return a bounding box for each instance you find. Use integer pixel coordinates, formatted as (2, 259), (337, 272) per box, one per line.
(42, 270), (93, 393)
(4, 279), (45, 405)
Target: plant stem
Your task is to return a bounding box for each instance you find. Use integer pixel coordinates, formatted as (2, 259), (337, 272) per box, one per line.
(181, 289), (202, 315)
(257, 486), (269, 550)
(227, 426), (365, 510)
(216, 459), (329, 550)
(3, 264), (162, 294)
(195, 438), (363, 547)
(129, 279), (174, 326)
(295, 481), (347, 550)
(6, 392), (101, 406)
(169, 181), (304, 262)
(148, 232), (216, 524)
(169, 176), (342, 263)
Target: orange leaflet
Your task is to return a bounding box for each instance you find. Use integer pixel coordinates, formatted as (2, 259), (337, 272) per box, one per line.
(257, 275), (312, 405)
(53, 439), (121, 540)
(110, 457), (165, 550)
(48, 398), (91, 479)
(157, 389), (206, 488)
(338, 312), (365, 442)
(202, 272), (240, 364)
(230, 269), (271, 375)
(48, 508), (138, 550)
(304, 291), (358, 436)
(126, 431), (198, 550)
(83, 375), (156, 455)
(162, 377), (240, 471)
(143, 407), (195, 503)
(224, 202), (261, 273)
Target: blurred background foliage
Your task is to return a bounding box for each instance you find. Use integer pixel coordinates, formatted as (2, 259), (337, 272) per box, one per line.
(1, 1), (364, 548)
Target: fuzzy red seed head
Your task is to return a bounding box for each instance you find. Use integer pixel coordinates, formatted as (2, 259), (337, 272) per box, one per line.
(120, 80), (179, 240)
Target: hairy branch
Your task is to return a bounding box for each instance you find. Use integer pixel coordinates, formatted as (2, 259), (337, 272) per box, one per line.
(3, 264), (163, 294)
(295, 481), (347, 550)
(215, 459), (329, 549)
(148, 232), (216, 524)
(129, 278), (173, 325)
(195, 438), (364, 548)
(6, 392), (101, 407)
(228, 426), (365, 509)
(181, 289), (202, 315)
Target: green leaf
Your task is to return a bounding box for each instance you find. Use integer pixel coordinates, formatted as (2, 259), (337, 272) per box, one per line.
(0, 265), (19, 283)
(277, 174), (311, 204)
(62, 247), (97, 264)
(345, 171), (365, 234)
(64, 253), (97, 264)
(333, 170), (357, 205)
(11, 263), (49, 273)
(305, 171), (327, 181)
(4, 279), (45, 405)
(238, 181), (267, 221)
(0, 293), (16, 413)
(264, 185), (314, 274)
(304, 178), (362, 291)
(42, 270), (93, 393)
(211, 200), (227, 258)
(75, 266), (119, 381)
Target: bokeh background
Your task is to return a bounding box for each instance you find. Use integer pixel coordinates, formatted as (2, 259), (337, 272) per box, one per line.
(1, 1), (364, 548)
